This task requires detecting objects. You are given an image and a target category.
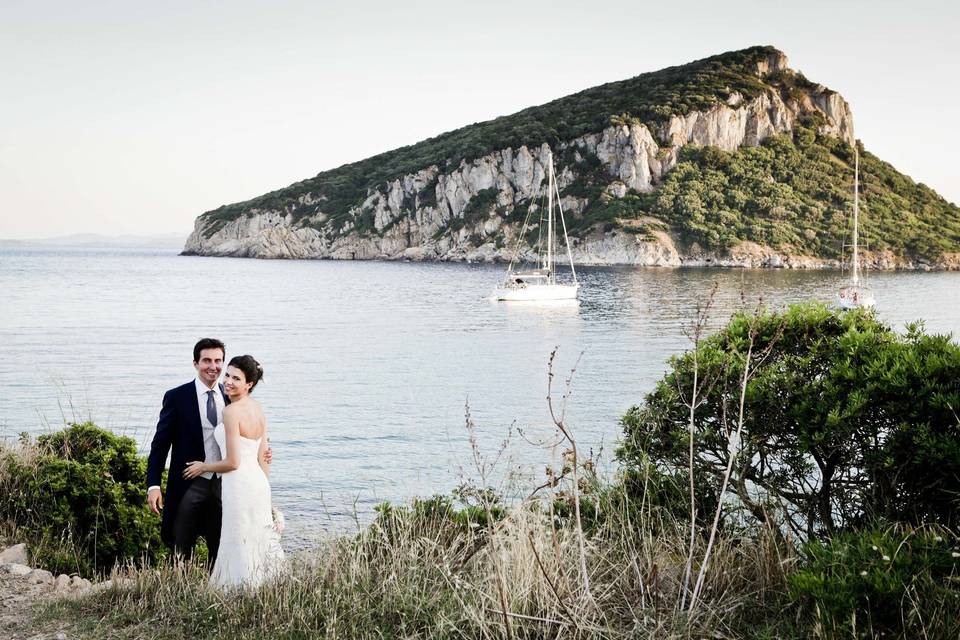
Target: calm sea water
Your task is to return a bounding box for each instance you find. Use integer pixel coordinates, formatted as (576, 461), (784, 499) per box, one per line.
(1, 246), (958, 547)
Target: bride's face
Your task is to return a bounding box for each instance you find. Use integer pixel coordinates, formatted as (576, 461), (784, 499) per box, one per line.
(223, 366), (253, 396)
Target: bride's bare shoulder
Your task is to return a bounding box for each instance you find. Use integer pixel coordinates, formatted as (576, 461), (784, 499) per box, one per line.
(224, 398), (257, 420)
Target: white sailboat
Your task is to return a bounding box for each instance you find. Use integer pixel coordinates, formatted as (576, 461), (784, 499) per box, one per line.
(838, 149), (875, 310)
(492, 152), (579, 302)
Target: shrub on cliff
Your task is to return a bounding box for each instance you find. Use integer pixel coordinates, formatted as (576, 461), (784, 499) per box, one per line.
(618, 302), (960, 539)
(0, 422), (163, 576)
(639, 128), (960, 261)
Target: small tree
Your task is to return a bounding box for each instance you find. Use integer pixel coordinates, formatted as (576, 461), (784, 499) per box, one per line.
(618, 302), (960, 540)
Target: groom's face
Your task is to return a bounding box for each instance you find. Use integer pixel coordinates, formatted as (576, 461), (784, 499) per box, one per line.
(194, 348), (224, 388)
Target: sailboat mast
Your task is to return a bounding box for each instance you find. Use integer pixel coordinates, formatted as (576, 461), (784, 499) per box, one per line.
(547, 153), (554, 279)
(852, 149), (860, 285)
(555, 166), (579, 285)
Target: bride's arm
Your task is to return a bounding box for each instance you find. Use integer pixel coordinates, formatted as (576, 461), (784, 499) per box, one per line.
(183, 408), (241, 478)
(257, 423), (270, 477)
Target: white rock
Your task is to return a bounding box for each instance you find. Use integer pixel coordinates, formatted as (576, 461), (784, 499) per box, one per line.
(27, 568), (54, 584)
(69, 576), (93, 590)
(92, 577), (134, 593)
(91, 579), (112, 593)
(0, 543), (28, 564)
(604, 181), (628, 198)
(3, 562), (32, 576)
(54, 573), (72, 591)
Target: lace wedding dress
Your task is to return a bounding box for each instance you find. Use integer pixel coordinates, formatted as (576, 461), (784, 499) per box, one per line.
(210, 424), (285, 590)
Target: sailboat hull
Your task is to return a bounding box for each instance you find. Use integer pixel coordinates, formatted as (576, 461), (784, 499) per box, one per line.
(492, 283), (579, 301)
(837, 285), (875, 310)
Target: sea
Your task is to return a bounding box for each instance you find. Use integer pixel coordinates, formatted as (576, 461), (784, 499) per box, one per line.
(1, 245), (958, 548)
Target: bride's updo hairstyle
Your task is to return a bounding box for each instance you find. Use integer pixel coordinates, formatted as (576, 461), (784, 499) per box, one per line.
(228, 355), (264, 391)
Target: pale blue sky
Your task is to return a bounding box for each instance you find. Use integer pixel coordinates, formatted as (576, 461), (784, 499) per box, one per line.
(1, 0), (957, 239)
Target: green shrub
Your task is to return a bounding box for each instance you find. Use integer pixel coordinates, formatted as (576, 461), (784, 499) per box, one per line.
(374, 489), (505, 541)
(0, 423), (164, 576)
(618, 303), (960, 539)
(460, 187), (499, 226)
(789, 525), (960, 638)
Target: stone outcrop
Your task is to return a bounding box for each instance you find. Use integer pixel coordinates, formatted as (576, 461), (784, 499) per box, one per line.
(0, 542), (28, 564)
(184, 49), (946, 269)
(0, 542), (112, 596)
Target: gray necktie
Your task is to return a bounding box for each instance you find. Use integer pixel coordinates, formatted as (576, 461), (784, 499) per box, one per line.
(206, 390), (217, 426)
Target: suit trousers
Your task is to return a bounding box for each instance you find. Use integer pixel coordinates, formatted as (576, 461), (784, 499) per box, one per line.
(172, 476), (222, 568)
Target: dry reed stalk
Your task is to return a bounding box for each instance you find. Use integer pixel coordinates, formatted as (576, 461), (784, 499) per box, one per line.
(688, 331), (754, 611)
(677, 283), (718, 611)
(545, 348), (593, 606)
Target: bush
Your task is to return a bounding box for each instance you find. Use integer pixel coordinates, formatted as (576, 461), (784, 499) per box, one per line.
(0, 423), (164, 576)
(618, 303), (960, 539)
(789, 525), (960, 638)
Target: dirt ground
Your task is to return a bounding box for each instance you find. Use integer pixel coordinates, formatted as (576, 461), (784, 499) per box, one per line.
(0, 573), (76, 640)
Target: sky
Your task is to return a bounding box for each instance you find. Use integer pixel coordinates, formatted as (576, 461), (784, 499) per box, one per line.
(1, 0), (957, 240)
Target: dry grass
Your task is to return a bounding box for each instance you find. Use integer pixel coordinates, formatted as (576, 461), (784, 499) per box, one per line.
(40, 487), (797, 639)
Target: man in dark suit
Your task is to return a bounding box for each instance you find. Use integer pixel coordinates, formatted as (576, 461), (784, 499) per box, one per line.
(146, 338), (271, 565)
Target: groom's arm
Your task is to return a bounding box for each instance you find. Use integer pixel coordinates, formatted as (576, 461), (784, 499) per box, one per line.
(146, 389), (176, 512)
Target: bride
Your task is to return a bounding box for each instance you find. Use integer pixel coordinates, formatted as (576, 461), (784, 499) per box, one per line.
(183, 355), (284, 589)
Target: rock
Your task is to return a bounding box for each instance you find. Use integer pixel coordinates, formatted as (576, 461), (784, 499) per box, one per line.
(0, 543), (28, 564)
(3, 562), (33, 576)
(26, 568), (54, 585)
(54, 573), (72, 591)
(69, 576), (92, 591)
(92, 577), (134, 593)
(56, 633), (68, 640)
(604, 181), (628, 198)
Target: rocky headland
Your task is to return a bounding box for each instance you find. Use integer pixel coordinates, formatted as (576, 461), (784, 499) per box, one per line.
(183, 47), (960, 270)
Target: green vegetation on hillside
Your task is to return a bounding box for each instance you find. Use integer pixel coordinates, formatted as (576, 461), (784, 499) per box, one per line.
(200, 46), (788, 229)
(564, 123), (960, 260)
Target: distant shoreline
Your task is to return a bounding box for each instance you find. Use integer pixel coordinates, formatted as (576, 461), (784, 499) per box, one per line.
(177, 249), (960, 272)
(0, 233), (187, 250)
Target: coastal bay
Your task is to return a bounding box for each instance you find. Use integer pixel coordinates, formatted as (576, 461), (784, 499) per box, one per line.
(2, 246), (958, 550)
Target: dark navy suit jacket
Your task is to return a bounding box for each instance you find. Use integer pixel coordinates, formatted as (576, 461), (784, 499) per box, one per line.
(146, 380), (229, 545)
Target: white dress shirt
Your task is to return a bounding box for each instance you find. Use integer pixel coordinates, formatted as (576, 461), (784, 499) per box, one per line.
(195, 377), (226, 478)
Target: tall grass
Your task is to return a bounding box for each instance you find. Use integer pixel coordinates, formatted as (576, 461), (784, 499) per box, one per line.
(46, 491), (797, 639)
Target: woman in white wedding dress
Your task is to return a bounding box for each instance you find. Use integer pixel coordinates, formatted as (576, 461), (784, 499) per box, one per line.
(183, 355), (284, 590)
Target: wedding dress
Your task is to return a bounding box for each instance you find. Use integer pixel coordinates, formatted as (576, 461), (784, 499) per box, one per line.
(210, 424), (285, 589)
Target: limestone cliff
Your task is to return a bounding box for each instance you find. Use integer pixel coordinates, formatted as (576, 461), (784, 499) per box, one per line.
(183, 46), (958, 269)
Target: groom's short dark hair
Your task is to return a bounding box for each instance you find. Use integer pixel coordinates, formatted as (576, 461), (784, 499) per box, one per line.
(193, 338), (225, 363)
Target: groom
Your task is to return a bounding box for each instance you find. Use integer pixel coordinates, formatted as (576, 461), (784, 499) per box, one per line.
(146, 338), (271, 565)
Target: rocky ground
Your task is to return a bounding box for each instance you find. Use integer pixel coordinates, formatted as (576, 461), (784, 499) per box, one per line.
(0, 572), (73, 640)
(0, 544), (97, 640)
